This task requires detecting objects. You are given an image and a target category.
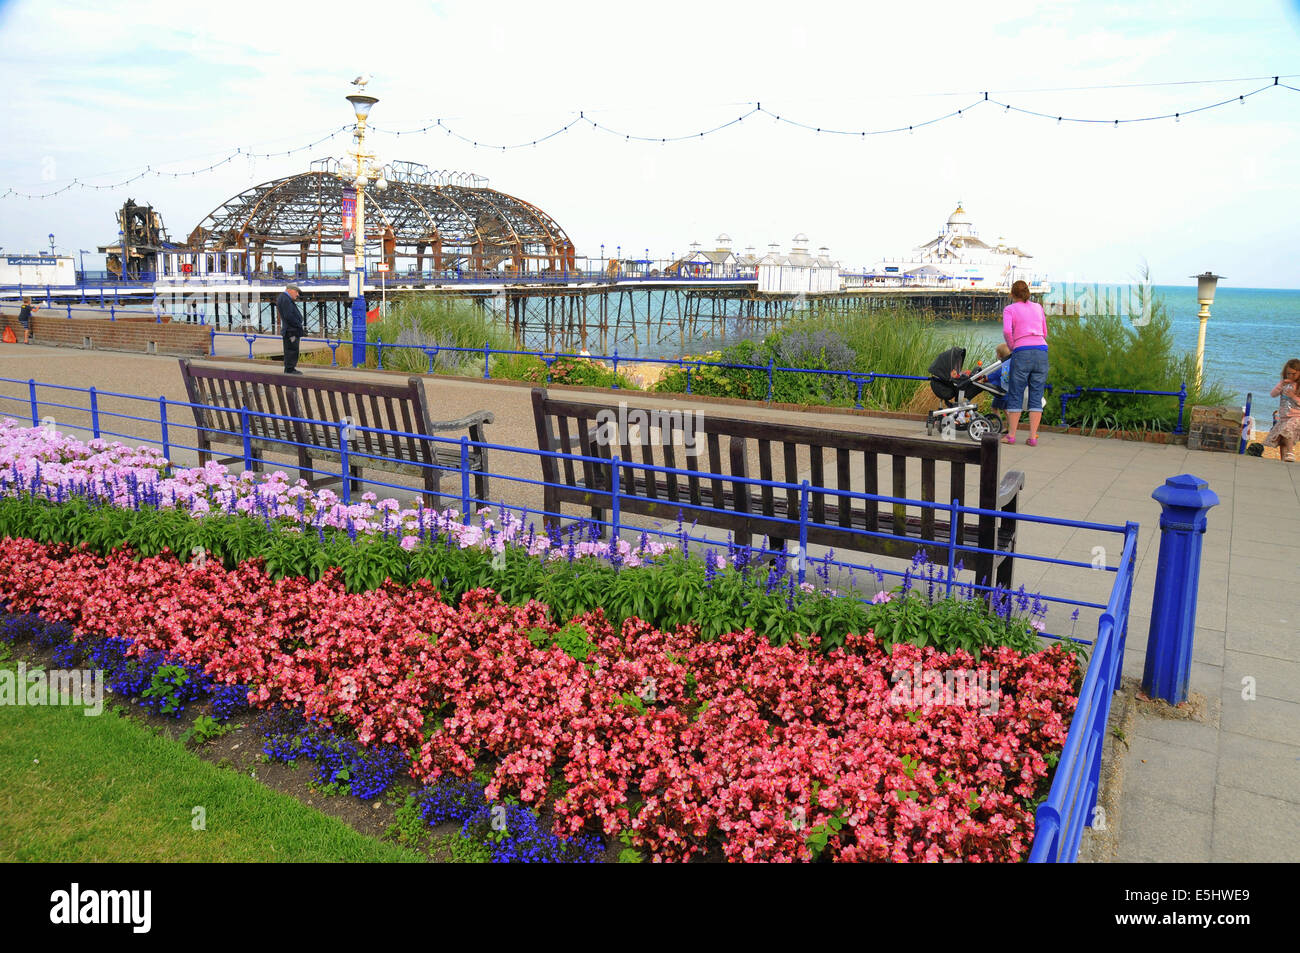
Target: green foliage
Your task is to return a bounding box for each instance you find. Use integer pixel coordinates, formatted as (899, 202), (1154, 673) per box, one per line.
(363, 294), (536, 380)
(521, 356), (632, 389)
(655, 306), (988, 410)
(617, 830), (644, 863)
(1, 492), (1061, 659)
(527, 621), (595, 661)
(436, 831), (494, 864)
(864, 589), (1053, 660)
(1045, 278), (1234, 433)
(181, 714), (234, 748)
(384, 794), (436, 853)
(142, 664), (191, 716)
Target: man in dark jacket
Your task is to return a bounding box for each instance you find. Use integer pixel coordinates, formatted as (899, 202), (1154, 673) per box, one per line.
(277, 285), (304, 374)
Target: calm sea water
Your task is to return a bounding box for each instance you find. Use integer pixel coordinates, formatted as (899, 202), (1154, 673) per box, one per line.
(935, 285), (1299, 408)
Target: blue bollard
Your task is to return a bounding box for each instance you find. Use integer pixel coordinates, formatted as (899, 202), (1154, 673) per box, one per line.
(1143, 474), (1220, 705)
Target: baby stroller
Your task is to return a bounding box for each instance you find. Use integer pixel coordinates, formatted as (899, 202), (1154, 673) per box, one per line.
(925, 346), (1005, 441)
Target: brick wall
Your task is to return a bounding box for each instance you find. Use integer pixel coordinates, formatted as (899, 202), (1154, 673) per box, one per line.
(1187, 405), (1244, 453)
(0, 311), (209, 356)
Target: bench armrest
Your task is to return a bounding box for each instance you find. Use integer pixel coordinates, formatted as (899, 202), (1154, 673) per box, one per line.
(428, 410), (495, 432)
(997, 469), (1025, 509)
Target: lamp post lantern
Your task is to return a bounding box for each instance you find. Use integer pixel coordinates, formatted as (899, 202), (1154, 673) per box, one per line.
(345, 87), (387, 367)
(48, 233), (55, 255)
(1190, 272), (1222, 392)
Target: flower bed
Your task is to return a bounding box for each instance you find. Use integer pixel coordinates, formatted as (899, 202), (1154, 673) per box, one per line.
(0, 536), (1079, 862)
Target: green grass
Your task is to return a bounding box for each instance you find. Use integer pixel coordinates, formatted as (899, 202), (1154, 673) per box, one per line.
(0, 676), (423, 862)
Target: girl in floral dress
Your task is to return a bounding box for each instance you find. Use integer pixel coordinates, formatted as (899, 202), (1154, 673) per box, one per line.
(1264, 358), (1300, 463)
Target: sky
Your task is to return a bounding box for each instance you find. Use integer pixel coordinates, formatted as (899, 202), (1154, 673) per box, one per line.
(1, 0), (1298, 288)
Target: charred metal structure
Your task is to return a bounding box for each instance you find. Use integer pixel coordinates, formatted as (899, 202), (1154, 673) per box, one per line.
(187, 160), (576, 277)
(98, 199), (173, 279)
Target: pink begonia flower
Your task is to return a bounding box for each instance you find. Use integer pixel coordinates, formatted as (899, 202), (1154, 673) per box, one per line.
(400, 536), (421, 551)
(872, 591), (893, 604)
(1029, 619), (1046, 632)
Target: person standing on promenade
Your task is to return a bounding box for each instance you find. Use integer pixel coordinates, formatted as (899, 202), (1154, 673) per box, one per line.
(277, 285), (304, 375)
(1002, 280), (1049, 446)
(1264, 358), (1300, 462)
(17, 297), (36, 345)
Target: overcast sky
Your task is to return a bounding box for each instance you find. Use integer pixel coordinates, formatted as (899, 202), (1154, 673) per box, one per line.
(1, 0), (1298, 288)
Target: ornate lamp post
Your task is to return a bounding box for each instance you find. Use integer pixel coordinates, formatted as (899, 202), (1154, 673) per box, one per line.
(345, 85), (388, 367)
(1191, 271), (1222, 392)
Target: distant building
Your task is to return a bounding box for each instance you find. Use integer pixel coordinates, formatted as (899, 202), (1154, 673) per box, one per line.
(675, 234), (738, 278)
(872, 203), (1046, 290)
(756, 234), (839, 294)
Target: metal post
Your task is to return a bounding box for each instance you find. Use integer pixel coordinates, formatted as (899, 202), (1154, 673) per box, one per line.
(209, 327), (216, 356)
(767, 358), (775, 402)
(945, 497), (960, 596)
(1143, 474), (1220, 705)
(240, 407), (252, 471)
(460, 436), (471, 515)
(610, 454), (621, 545)
(797, 480), (810, 584)
(1175, 381), (1187, 435)
(1240, 393), (1253, 454)
(159, 397), (170, 460)
(483, 341), (491, 378)
(66, 303), (72, 319)
(89, 387), (100, 438)
(28, 379), (38, 426)
(338, 421), (351, 505)
(611, 348), (620, 389)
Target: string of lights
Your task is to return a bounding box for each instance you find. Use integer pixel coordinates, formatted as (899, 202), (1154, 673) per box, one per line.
(1, 126), (350, 200)
(4, 76), (1295, 199)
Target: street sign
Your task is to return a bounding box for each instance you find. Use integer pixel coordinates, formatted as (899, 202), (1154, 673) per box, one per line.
(376, 263), (389, 273)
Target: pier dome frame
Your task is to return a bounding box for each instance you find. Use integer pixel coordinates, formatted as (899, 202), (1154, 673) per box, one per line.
(187, 160), (576, 276)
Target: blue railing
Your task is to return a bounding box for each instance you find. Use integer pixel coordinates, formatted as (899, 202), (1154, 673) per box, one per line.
(1058, 382), (1189, 435)
(1028, 525), (1137, 862)
(1, 372), (1140, 864)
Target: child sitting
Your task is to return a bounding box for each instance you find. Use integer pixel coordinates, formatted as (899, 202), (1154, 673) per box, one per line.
(987, 344), (1012, 424)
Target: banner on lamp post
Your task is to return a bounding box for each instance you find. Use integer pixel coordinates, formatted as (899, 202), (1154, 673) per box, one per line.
(342, 187), (356, 244)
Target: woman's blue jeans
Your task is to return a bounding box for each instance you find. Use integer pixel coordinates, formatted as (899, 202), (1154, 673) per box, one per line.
(1007, 347), (1048, 413)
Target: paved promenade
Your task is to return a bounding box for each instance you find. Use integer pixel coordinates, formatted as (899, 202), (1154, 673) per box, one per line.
(0, 343), (1296, 862)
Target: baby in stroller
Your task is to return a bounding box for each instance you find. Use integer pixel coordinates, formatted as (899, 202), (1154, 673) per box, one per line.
(925, 346), (1006, 441)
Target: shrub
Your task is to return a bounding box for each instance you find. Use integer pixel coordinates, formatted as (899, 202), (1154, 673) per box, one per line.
(1045, 278), (1234, 432)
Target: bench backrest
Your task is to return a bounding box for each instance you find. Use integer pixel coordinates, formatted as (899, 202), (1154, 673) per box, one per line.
(531, 388), (1002, 545)
(178, 360), (436, 466)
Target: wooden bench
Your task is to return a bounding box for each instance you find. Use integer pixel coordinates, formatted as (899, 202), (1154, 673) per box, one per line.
(179, 360), (494, 509)
(531, 388), (1025, 589)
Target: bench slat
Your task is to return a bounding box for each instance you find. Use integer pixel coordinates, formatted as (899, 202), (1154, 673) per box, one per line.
(921, 457), (936, 540)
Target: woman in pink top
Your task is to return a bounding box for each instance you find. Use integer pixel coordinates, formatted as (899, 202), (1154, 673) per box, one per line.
(1001, 280), (1049, 446)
